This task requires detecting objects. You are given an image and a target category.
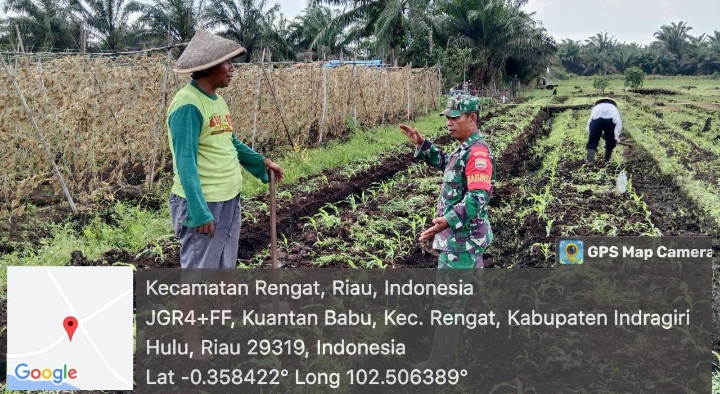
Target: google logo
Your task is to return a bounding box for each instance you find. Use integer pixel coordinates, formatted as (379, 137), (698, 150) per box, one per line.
(14, 363), (78, 384)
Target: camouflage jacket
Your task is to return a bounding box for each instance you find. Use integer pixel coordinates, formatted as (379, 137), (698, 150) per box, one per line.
(415, 132), (495, 253)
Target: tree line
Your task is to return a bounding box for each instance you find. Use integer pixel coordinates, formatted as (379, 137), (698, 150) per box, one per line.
(557, 23), (720, 77)
(0, 0), (717, 90)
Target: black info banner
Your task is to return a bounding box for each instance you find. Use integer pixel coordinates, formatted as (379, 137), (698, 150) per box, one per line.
(136, 237), (711, 393)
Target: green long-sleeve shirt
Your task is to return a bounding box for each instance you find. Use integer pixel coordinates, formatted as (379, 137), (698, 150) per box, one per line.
(167, 81), (268, 228)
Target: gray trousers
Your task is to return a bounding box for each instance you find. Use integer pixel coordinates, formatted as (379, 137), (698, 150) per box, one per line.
(169, 193), (242, 273)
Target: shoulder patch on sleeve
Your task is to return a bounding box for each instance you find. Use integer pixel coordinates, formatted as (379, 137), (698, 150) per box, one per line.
(466, 146), (493, 191)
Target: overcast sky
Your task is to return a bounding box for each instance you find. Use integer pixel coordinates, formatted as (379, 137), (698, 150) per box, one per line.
(1, 0), (715, 46)
(275, 0), (719, 46)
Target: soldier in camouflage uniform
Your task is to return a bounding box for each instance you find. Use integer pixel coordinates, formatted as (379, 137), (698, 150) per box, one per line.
(400, 94), (495, 369)
(400, 94), (494, 268)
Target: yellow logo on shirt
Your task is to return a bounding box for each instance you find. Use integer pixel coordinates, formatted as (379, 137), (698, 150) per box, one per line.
(209, 113), (233, 135)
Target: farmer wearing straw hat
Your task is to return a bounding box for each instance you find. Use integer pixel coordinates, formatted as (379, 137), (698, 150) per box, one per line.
(399, 94), (494, 369)
(586, 97), (623, 166)
(167, 30), (283, 358)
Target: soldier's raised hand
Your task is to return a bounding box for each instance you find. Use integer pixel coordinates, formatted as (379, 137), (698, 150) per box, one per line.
(399, 124), (424, 146)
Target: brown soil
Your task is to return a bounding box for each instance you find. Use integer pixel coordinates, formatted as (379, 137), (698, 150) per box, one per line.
(237, 153), (417, 260)
(629, 88), (679, 95)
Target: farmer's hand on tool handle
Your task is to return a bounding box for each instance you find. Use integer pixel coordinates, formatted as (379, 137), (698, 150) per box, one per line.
(264, 158), (284, 183)
(196, 221), (215, 238)
(399, 124), (424, 146)
(419, 217), (449, 241)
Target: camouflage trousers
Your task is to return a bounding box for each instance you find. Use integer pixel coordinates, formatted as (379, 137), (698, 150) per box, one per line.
(435, 251), (487, 314)
(438, 251), (484, 269)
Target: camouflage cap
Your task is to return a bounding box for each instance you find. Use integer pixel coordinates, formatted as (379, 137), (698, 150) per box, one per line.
(441, 94), (480, 117)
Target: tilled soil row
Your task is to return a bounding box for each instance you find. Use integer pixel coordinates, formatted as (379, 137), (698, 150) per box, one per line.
(623, 135), (720, 354)
(249, 106), (532, 268)
(236, 106), (516, 262)
(483, 110), (551, 267)
(625, 142), (718, 237)
(656, 139), (720, 185)
(254, 166), (440, 269)
(623, 104), (720, 185)
(237, 153), (419, 260)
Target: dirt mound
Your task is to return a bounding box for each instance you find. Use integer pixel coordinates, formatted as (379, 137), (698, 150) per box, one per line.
(629, 88), (678, 95)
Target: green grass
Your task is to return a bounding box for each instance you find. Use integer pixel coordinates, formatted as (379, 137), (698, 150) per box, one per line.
(0, 201), (171, 297)
(518, 74), (720, 100)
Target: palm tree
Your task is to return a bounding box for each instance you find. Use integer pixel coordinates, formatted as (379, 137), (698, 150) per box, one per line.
(202, 0), (284, 62)
(438, 0), (555, 82)
(264, 12), (295, 61)
(2, 0), (80, 50)
(584, 32), (615, 74)
(309, 0), (432, 60)
(681, 34), (720, 75)
(135, 0), (198, 46)
(708, 31), (720, 53)
(653, 21), (692, 55)
(288, 5), (350, 60)
(609, 43), (639, 74)
(557, 39), (584, 75)
(75, 0), (143, 50)
(585, 32), (615, 52)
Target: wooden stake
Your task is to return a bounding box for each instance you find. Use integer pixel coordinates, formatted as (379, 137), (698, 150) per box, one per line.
(261, 59), (296, 150)
(14, 24), (29, 69)
(381, 68), (388, 124)
(424, 66), (429, 115)
(251, 48), (265, 150)
(14, 25), (24, 53)
(269, 170), (277, 269)
(437, 64), (443, 108)
(352, 54), (357, 126)
(82, 22), (87, 54)
(148, 49), (172, 189)
(0, 54), (77, 214)
(37, 58), (49, 104)
(319, 54), (328, 145)
(406, 63), (412, 120)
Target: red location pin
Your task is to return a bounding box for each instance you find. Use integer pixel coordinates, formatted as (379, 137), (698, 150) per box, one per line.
(63, 317), (78, 341)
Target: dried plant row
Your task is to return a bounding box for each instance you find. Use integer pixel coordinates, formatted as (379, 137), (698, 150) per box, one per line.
(0, 54), (440, 214)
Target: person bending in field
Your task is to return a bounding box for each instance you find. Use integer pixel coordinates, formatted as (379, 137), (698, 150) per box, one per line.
(399, 95), (495, 368)
(586, 97), (622, 166)
(167, 30), (283, 358)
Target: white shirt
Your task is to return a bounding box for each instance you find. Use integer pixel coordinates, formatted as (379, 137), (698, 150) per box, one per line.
(587, 103), (622, 140)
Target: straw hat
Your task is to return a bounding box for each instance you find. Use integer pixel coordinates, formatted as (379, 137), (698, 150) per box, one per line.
(594, 97), (617, 107)
(173, 30), (246, 74)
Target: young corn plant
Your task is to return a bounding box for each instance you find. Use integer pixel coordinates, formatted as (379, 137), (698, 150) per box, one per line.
(315, 206), (341, 229)
(347, 195), (358, 212)
(531, 242), (552, 261)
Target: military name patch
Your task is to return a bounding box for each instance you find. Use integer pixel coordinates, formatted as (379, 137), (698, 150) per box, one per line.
(473, 150), (488, 157)
(466, 145), (493, 192)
